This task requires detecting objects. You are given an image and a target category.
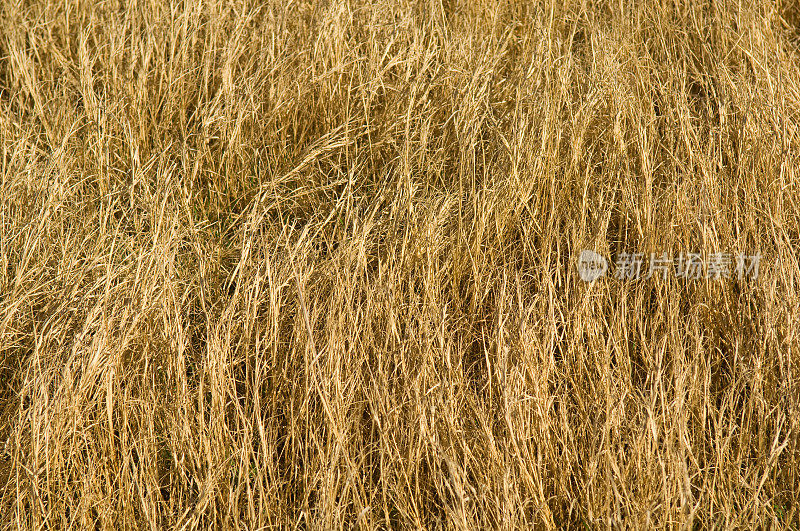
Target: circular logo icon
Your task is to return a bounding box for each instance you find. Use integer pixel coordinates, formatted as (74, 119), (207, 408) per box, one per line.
(577, 250), (608, 282)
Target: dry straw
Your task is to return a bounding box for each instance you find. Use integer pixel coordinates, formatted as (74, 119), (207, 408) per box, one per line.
(0, 0), (799, 528)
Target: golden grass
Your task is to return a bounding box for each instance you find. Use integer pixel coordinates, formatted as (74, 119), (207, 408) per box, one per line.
(1, 0), (799, 528)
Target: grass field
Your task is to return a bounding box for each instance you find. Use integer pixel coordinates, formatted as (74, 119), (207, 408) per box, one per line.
(1, 0), (799, 528)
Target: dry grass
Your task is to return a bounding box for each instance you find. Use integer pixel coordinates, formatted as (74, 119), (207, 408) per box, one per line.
(0, 0), (799, 528)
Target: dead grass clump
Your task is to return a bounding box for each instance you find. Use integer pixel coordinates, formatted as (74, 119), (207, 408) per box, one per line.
(1, 0), (799, 528)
